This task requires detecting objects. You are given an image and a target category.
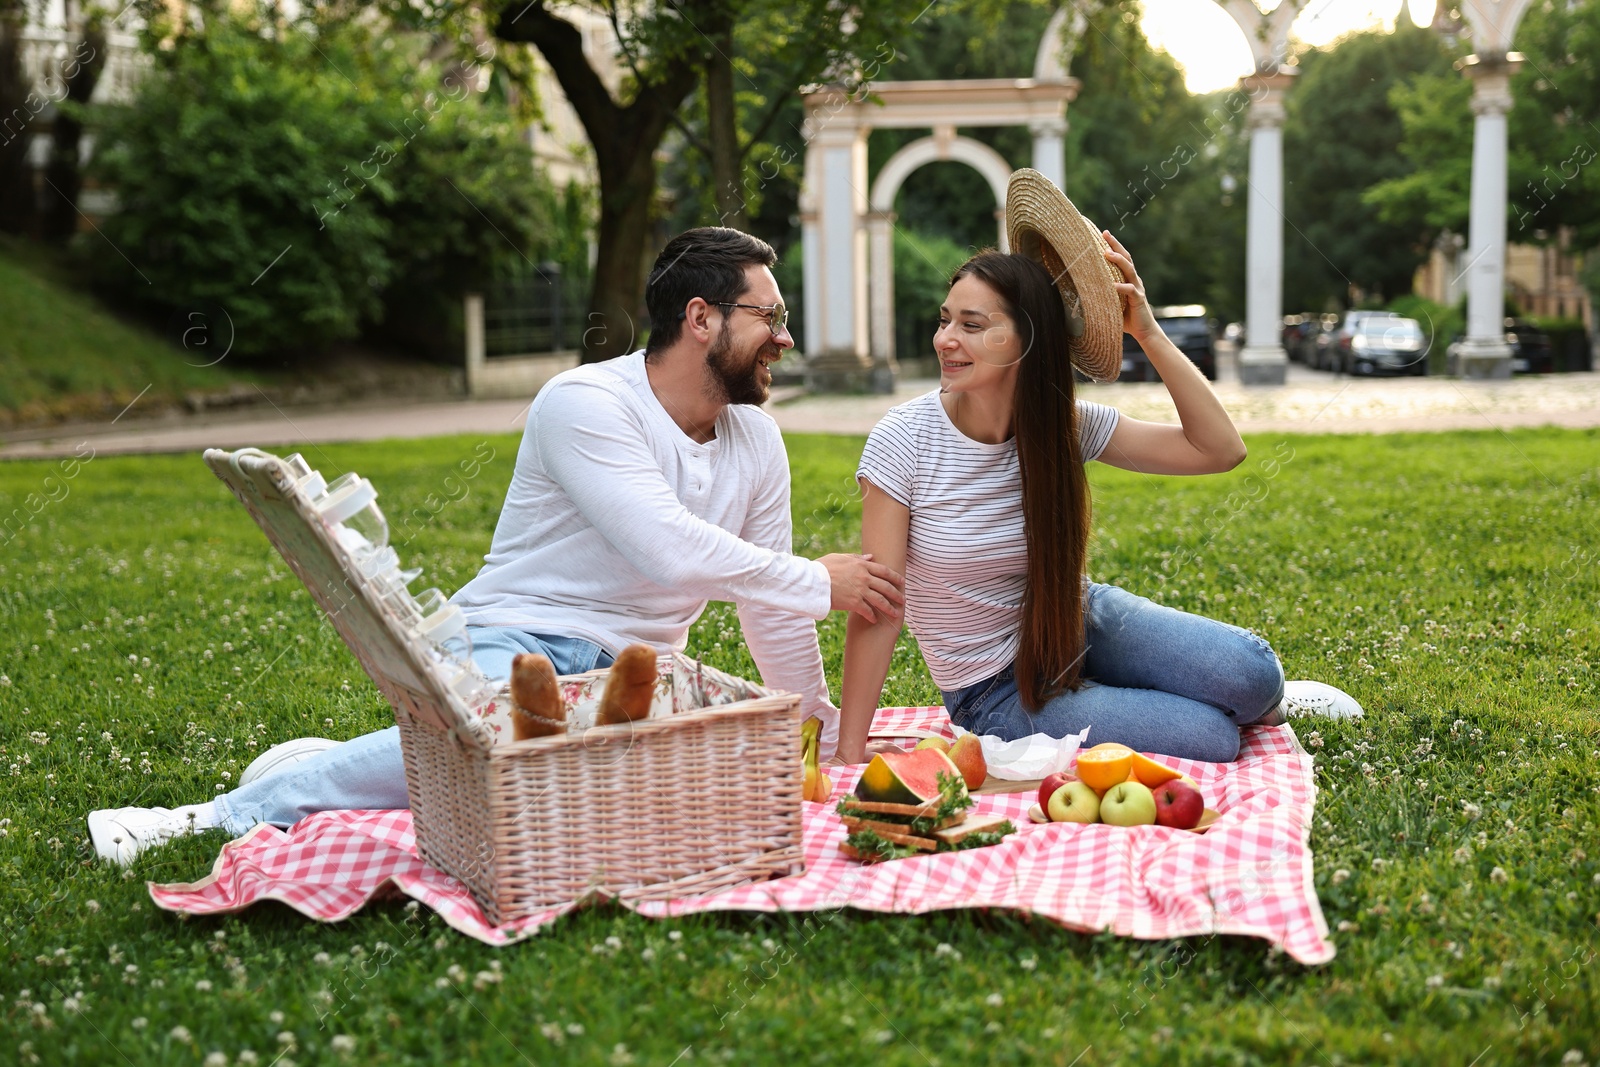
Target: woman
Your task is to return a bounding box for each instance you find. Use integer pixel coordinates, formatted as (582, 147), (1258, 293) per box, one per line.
(834, 235), (1358, 766)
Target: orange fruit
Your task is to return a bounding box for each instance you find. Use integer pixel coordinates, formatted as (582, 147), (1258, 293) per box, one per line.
(1075, 743), (1135, 792)
(1128, 752), (1183, 788)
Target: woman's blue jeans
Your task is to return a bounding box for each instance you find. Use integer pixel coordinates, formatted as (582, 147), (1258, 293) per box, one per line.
(213, 628), (612, 835)
(941, 583), (1284, 764)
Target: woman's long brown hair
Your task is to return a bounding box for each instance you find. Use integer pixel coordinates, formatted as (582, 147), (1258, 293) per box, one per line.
(950, 251), (1091, 710)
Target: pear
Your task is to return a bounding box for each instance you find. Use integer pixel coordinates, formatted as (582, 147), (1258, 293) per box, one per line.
(946, 733), (987, 790)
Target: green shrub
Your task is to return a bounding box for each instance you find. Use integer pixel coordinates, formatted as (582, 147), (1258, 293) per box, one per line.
(893, 227), (971, 370)
(84, 4), (557, 360)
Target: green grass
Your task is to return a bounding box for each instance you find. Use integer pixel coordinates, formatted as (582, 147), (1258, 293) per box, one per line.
(2, 428), (1599, 1065)
(0, 237), (253, 424)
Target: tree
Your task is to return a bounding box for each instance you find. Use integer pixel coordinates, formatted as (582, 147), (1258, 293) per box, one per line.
(0, 0), (31, 234)
(1364, 0), (1600, 309)
(1059, 0), (1247, 317)
(1502, 0), (1600, 250)
(87, 1), (556, 358)
(1363, 72), (1472, 242)
(1280, 12), (1459, 311)
(490, 2), (699, 361)
(488, 0), (930, 361)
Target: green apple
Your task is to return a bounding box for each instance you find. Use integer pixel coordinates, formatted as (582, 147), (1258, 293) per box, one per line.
(1099, 781), (1158, 826)
(1046, 780), (1101, 824)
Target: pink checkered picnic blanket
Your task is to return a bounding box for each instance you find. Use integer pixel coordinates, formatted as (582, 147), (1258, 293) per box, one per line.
(149, 708), (1335, 964)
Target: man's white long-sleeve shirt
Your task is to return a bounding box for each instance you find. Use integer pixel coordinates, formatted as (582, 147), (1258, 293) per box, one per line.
(451, 351), (836, 740)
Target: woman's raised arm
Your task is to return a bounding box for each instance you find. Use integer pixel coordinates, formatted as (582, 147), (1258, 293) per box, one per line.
(1094, 231), (1248, 476)
(834, 480), (911, 765)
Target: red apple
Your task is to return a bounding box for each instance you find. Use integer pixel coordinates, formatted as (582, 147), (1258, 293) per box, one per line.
(1038, 771), (1075, 811)
(1152, 779), (1205, 830)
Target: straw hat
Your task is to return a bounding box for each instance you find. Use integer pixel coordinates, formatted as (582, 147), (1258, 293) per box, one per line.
(1005, 168), (1125, 382)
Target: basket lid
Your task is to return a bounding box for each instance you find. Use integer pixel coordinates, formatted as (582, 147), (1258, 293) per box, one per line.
(203, 447), (492, 753)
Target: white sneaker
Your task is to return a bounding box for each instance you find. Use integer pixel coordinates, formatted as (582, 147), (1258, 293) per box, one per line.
(87, 805), (216, 866)
(1281, 680), (1364, 720)
(239, 736), (340, 787)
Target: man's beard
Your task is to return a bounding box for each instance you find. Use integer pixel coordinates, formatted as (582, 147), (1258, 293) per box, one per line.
(705, 321), (777, 406)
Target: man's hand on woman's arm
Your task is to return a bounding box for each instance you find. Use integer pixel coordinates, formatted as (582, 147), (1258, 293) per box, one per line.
(817, 552), (904, 624)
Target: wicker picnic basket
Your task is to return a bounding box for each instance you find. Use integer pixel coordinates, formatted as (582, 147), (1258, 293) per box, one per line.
(203, 447), (805, 925)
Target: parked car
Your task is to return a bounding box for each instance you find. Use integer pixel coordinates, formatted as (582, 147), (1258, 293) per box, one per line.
(1506, 319), (1554, 373)
(1282, 315), (1318, 364)
(1334, 311), (1427, 376)
(1307, 313), (1340, 371)
(1120, 305), (1217, 381)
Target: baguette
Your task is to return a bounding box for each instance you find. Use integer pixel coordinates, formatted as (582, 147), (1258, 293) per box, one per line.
(595, 644), (658, 726)
(509, 653), (566, 741)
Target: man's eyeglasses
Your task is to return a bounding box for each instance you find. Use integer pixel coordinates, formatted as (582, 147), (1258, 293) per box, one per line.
(679, 302), (788, 336)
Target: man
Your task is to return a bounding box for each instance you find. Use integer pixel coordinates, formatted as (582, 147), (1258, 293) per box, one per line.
(88, 227), (903, 864)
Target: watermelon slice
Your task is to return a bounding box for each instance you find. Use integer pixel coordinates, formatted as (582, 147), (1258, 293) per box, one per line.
(854, 748), (966, 806)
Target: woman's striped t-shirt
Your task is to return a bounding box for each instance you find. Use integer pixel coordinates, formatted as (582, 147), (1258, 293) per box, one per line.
(855, 389), (1119, 691)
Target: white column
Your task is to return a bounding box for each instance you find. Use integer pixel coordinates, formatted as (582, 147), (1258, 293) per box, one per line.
(1237, 70), (1295, 385)
(866, 211), (897, 392)
(1452, 54), (1520, 379)
(1029, 117), (1067, 192)
(802, 120), (872, 389)
(800, 140), (822, 361)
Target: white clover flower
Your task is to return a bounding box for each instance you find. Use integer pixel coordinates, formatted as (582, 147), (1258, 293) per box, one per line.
(203, 1053), (227, 1067)
(1425, 974), (1443, 989)
(171, 1025), (193, 1042)
(1490, 867), (1509, 884)
(276, 1031), (296, 1046)
(566, 1023), (584, 1036)
(131, 1017), (147, 1030)
(268, 1011), (284, 1025)
(985, 993), (1003, 1007)
(330, 1035), (355, 1054)
(238, 1053), (259, 1066)
(195, 979), (212, 992)
(1020, 957), (1037, 972)
(1332, 869), (1351, 884)
(667, 930), (682, 941)
(606, 935), (622, 950)
(1453, 847), (1472, 864)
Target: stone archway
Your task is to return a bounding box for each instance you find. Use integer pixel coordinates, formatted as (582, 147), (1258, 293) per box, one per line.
(799, 9), (1082, 392)
(865, 131), (1014, 381)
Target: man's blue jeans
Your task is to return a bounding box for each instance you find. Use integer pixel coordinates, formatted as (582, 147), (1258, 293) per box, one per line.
(213, 628), (613, 835)
(941, 583), (1285, 764)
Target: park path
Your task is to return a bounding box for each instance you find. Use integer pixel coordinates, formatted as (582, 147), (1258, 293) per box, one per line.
(3, 364), (1599, 461)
